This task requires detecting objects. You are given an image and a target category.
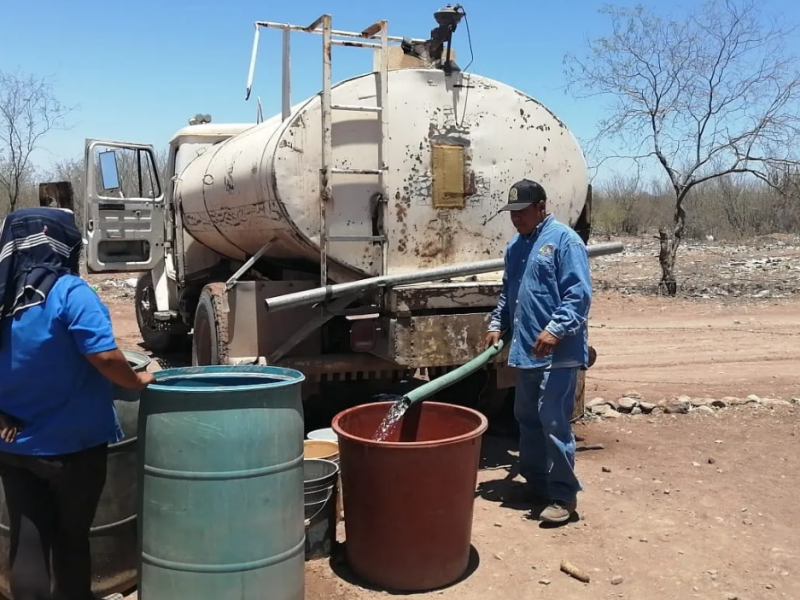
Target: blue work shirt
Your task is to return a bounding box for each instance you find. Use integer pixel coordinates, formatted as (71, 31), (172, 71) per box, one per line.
(489, 214), (592, 370)
(0, 275), (122, 456)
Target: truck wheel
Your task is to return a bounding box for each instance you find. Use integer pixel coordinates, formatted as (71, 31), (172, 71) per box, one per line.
(192, 283), (229, 366)
(572, 370), (587, 422)
(478, 386), (512, 419)
(135, 272), (184, 352)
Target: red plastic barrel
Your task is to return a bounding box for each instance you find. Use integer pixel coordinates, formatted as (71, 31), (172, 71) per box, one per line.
(332, 401), (487, 591)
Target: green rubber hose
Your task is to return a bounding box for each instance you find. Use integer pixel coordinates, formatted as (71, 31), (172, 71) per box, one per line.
(404, 330), (511, 407)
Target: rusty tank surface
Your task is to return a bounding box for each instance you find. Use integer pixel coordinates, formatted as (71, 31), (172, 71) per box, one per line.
(174, 67), (589, 284)
(332, 401), (487, 591)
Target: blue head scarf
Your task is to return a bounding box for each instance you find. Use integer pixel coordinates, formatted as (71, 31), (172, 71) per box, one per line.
(0, 207), (83, 329)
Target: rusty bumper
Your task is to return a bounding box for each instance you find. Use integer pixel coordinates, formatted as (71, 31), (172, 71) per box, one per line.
(372, 312), (508, 367)
(372, 311), (597, 371)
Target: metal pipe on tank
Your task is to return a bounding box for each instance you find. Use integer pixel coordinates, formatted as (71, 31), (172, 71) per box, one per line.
(263, 241), (624, 313)
(281, 27), (291, 120)
(245, 25), (261, 101)
(320, 15), (333, 286)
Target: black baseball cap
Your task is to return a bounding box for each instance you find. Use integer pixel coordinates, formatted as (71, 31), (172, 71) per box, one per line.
(499, 179), (548, 211)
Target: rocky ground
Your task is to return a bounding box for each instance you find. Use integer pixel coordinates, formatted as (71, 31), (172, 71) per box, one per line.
(586, 393), (799, 420)
(99, 234), (800, 600)
(590, 233), (800, 299)
(90, 233), (800, 303)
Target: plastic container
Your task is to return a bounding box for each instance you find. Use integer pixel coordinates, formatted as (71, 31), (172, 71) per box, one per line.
(332, 401), (487, 591)
(303, 459), (339, 560)
(307, 428), (337, 442)
(137, 365), (306, 600)
(303, 440), (339, 463)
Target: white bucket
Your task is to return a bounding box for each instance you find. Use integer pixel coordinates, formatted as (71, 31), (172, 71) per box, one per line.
(307, 428), (337, 442)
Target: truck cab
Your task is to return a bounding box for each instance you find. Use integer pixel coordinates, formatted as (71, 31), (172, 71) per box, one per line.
(84, 123), (255, 348)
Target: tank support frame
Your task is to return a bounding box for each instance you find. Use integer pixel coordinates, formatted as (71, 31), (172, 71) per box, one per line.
(245, 15), (422, 286)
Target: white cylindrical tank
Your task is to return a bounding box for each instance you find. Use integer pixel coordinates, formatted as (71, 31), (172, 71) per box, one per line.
(176, 68), (588, 283)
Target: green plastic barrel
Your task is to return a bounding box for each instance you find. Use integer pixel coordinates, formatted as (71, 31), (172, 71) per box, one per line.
(137, 365), (306, 600)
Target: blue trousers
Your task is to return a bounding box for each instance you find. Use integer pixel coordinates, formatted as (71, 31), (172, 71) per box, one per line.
(514, 367), (582, 503)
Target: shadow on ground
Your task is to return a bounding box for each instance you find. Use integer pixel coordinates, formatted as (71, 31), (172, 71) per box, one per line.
(328, 542), (481, 595)
(476, 420), (603, 528)
(476, 435), (526, 510)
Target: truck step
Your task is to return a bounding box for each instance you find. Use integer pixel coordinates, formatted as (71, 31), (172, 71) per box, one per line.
(154, 310), (178, 321)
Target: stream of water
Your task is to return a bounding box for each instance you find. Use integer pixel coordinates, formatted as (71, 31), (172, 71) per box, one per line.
(373, 395), (411, 442)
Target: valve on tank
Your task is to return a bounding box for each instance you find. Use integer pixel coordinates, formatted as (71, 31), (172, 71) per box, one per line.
(401, 4), (465, 74)
(188, 113), (213, 126)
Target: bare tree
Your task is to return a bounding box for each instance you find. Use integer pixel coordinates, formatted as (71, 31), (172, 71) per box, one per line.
(0, 69), (73, 213)
(605, 173), (648, 235)
(564, 0), (800, 294)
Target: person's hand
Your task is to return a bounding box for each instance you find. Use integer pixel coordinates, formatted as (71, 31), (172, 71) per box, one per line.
(135, 371), (156, 390)
(0, 412), (21, 443)
(532, 330), (559, 358)
(485, 331), (501, 349)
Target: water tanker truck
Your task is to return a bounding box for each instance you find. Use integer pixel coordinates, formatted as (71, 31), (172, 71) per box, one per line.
(81, 7), (622, 414)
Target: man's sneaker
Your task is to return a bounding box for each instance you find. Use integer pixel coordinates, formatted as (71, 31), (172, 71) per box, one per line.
(539, 500), (577, 523)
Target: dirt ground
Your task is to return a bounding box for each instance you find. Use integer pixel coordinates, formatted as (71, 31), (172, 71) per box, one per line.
(305, 406), (800, 600)
(586, 293), (800, 400)
(99, 234), (800, 600)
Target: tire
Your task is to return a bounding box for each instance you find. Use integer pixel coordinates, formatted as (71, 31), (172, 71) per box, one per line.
(572, 370), (586, 422)
(135, 272), (184, 352)
(574, 185), (592, 244)
(479, 386), (513, 419)
(192, 283), (229, 366)
(570, 346), (596, 422)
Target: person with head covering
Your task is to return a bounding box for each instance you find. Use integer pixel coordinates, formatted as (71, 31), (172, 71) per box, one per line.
(0, 207), (155, 600)
(486, 179), (592, 525)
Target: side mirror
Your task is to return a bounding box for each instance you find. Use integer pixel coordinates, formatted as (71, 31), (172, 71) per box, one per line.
(98, 150), (121, 191)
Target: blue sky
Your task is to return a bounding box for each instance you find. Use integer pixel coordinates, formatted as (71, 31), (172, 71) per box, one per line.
(2, 0), (798, 185)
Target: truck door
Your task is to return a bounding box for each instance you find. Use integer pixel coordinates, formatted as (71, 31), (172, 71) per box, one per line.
(83, 139), (165, 273)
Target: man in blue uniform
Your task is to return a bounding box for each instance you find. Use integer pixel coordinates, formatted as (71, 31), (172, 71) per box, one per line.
(486, 179), (592, 524)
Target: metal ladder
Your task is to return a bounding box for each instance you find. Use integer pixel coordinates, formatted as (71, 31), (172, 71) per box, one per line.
(319, 16), (390, 286)
(247, 15), (418, 287)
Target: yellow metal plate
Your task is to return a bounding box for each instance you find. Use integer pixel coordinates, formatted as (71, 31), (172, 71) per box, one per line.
(431, 143), (466, 209)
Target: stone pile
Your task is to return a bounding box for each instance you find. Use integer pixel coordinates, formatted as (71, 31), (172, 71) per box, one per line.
(585, 392), (799, 420)
(91, 278), (137, 300)
(591, 235), (800, 298)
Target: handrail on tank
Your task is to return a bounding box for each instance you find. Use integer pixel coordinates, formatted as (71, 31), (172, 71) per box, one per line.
(263, 241), (625, 313)
(245, 15), (427, 113)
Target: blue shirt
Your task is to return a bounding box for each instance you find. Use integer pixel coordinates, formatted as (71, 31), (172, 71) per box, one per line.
(0, 275), (121, 456)
(489, 214), (592, 370)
